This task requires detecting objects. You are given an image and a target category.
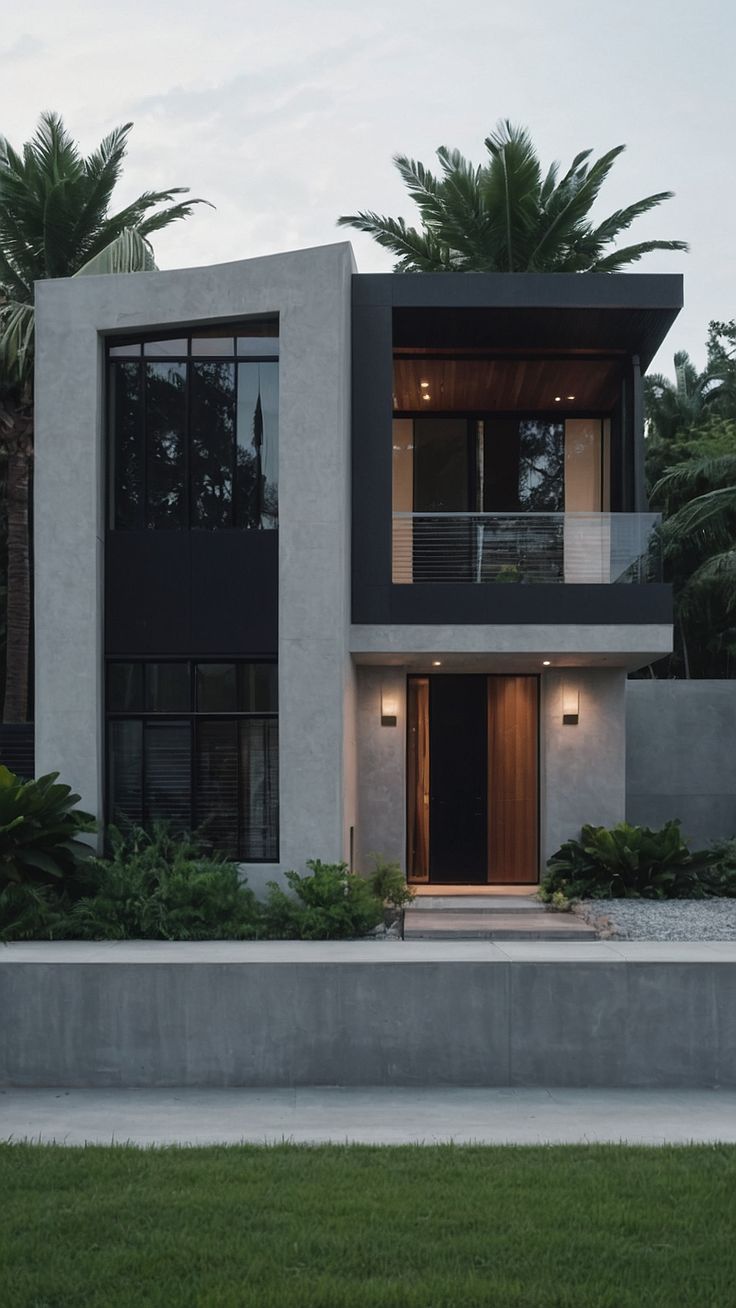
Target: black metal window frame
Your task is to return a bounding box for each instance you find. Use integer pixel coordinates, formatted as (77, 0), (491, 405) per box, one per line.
(106, 326), (279, 533)
(105, 657), (279, 863)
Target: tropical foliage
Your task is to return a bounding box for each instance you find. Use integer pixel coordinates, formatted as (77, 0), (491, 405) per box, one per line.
(0, 112), (208, 722)
(0, 764), (96, 888)
(339, 120), (687, 273)
(262, 860), (384, 939)
(645, 321), (736, 677)
(540, 820), (733, 902)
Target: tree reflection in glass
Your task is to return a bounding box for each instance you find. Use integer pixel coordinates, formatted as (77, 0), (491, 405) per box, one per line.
(236, 362), (278, 528)
(191, 362), (235, 528)
(146, 362), (187, 527)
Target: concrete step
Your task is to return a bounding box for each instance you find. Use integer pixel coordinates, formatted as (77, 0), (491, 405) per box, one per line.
(403, 909), (598, 941)
(409, 895), (540, 914)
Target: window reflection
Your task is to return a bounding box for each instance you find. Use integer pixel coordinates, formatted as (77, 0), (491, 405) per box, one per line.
(191, 362), (235, 528)
(146, 362), (187, 528)
(236, 362), (279, 529)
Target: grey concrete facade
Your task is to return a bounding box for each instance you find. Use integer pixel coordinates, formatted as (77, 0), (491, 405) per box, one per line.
(2, 942), (735, 1088)
(626, 680), (736, 845)
(34, 244), (356, 883)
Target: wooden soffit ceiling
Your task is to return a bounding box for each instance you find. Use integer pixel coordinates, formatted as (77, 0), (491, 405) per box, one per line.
(392, 356), (623, 412)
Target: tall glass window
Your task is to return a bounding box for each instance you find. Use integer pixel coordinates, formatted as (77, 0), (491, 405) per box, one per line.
(108, 324), (278, 530)
(107, 660), (279, 861)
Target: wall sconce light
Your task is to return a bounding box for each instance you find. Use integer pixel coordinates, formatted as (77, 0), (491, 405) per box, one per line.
(381, 687), (399, 727)
(562, 683), (580, 726)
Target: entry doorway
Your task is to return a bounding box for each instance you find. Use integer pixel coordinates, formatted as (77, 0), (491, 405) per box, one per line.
(407, 674), (539, 885)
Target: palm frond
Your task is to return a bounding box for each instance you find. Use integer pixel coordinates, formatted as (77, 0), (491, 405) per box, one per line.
(74, 227), (157, 275)
(0, 300), (35, 384)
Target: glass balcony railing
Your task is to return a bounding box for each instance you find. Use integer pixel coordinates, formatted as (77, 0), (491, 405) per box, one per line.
(391, 512), (662, 585)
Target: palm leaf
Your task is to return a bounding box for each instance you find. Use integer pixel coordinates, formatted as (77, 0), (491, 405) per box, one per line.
(74, 227), (157, 275)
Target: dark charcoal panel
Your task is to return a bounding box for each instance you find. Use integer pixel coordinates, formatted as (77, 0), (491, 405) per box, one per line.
(351, 583), (673, 626)
(190, 531), (278, 654)
(0, 724), (34, 778)
(106, 531), (278, 655)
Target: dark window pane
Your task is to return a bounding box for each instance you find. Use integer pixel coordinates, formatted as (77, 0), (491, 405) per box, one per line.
(190, 362), (235, 529)
(239, 718), (279, 860)
(196, 663), (237, 712)
(191, 337), (234, 356)
(413, 419), (469, 512)
(239, 663), (278, 712)
(519, 419), (564, 511)
(146, 362), (187, 528)
(145, 663), (191, 712)
(236, 362), (278, 529)
(483, 419), (564, 512)
(144, 722), (191, 832)
(143, 339), (188, 356)
(108, 719), (143, 827)
(108, 663), (144, 712)
(195, 719), (238, 857)
(109, 343), (141, 357)
(110, 362), (143, 529)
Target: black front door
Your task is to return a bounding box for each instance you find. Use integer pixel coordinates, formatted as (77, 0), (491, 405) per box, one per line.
(428, 675), (487, 882)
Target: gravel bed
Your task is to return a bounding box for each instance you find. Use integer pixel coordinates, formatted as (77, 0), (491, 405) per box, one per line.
(576, 898), (736, 941)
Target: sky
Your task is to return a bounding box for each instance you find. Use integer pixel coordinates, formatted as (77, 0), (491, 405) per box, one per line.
(2, 0), (733, 376)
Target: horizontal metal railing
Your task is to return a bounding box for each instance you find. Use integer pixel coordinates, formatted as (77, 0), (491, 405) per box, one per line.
(392, 512), (662, 585)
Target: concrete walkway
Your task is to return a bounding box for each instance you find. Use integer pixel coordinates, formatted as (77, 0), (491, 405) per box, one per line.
(2, 1088), (736, 1146)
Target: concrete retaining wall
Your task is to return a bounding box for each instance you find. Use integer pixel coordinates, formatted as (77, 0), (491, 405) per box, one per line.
(2, 942), (734, 1089)
(626, 681), (736, 845)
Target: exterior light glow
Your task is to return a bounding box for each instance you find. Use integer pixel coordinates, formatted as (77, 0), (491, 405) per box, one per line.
(432, 660), (442, 666)
(381, 687), (399, 726)
(554, 396), (561, 402)
(420, 380), (430, 388)
(566, 394), (575, 400)
(542, 660), (551, 666)
(422, 394), (431, 401)
(562, 682), (580, 725)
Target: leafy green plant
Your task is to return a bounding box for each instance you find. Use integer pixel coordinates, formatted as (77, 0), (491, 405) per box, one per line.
(0, 765), (96, 889)
(67, 825), (261, 940)
(263, 860), (384, 940)
(367, 857), (415, 910)
(540, 820), (720, 901)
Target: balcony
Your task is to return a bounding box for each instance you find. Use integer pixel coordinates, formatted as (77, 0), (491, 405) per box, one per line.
(392, 512), (661, 585)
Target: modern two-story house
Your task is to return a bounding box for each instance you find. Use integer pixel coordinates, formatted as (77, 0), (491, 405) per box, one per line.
(33, 243), (680, 892)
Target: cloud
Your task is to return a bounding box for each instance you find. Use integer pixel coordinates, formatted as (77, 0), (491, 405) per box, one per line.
(0, 33), (44, 63)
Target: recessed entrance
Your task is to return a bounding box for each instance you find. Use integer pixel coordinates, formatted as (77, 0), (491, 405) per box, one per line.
(407, 674), (539, 885)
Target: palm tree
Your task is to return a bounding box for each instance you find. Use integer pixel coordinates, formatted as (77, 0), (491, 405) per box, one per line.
(0, 112), (209, 722)
(338, 120), (687, 273)
(652, 454), (736, 677)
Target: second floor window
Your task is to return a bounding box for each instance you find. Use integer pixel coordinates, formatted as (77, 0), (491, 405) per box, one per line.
(108, 324), (278, 530)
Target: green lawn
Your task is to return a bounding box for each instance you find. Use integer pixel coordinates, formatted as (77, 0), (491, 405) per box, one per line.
(2, 1142), (735, 1307)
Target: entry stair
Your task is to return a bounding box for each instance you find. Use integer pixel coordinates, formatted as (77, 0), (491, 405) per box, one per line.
(403, 894), (598, 941)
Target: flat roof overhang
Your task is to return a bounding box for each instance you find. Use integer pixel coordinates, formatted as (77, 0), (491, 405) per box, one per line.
(353, 272), (683, 372)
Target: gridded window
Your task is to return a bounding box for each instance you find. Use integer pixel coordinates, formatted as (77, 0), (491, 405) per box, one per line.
(107, 660), (278, 862)
(107, 323), (279, 531)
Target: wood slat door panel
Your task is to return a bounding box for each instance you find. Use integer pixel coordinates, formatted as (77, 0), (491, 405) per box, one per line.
(487, 676), (539, 883)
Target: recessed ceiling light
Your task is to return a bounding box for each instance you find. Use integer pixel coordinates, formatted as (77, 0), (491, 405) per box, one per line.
(432, 660), (442, 666)
(420, 380), (430, 388)
(542, 660), (551, 666)
(422, 394), (431, 401)
(567, 394), (575, 400)
(554, 396), (561, 402)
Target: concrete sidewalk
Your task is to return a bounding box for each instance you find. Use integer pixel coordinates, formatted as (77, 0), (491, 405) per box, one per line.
(2, 1087), (736, 1147)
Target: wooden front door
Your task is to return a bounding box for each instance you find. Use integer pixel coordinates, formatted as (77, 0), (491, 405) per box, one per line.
(407, 674), (539, 884)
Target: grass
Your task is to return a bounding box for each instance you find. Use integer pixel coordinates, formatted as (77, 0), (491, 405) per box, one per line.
(2, 1142), (735, 1307)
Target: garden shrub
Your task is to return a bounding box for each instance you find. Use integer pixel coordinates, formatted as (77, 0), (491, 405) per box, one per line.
(539, 819), (726, 902)
(0, 766), (96, 890)
(66, 825), (262, 941)
(367, 856), (416, 910)
(262, 860), (384, 939)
